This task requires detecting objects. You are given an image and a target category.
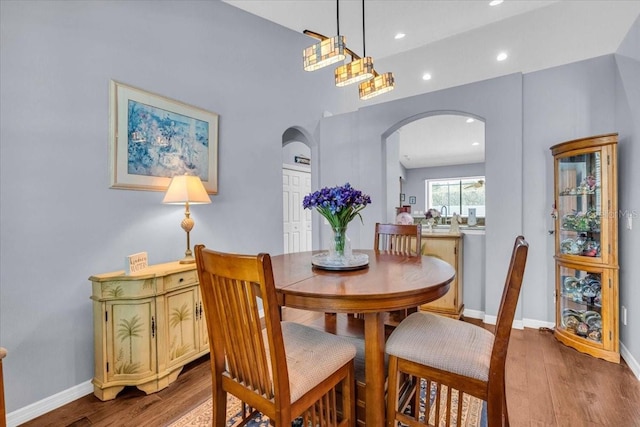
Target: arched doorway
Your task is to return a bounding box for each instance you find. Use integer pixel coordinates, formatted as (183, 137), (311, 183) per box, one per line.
(282, 127), (313, 253)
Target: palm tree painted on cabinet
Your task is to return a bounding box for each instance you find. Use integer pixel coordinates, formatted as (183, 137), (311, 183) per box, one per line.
(116, 314), (144, 374)
(170, 302), (192, 359)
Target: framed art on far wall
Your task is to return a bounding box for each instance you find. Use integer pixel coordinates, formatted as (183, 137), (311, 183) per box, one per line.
(109, 80), (218, 194)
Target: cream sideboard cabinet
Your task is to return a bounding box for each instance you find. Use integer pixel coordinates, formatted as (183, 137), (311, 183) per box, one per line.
(90, 261), (209, 400)
(419, 233), (464, 319)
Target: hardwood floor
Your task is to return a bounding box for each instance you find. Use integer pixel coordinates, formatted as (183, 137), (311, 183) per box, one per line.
(19, 309), (640, 427)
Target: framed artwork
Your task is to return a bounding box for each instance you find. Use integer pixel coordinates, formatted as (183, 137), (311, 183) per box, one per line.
(109, 80), (218, 194)
(409, 196), (416, 204)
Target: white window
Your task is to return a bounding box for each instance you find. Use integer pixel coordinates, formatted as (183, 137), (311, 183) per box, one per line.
(425, 176), (485, 218)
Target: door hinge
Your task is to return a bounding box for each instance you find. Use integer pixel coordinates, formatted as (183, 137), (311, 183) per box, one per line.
(106, 362), (109, 373)
(454, 247), (457, 255)
(609, 330), (612, 341)
(609, 278), (612, 288)
(608, 244), (611, 254)
(607, 154), (610, 165)
(151, 316), (155, 338)
(105, 311), (108, 322)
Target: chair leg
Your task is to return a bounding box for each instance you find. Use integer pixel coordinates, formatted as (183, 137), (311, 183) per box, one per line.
(487, 396), (503, 427)
(212, 388), (227, 427)
(342, 362), (356, 427)
(386, 356), (400, 427)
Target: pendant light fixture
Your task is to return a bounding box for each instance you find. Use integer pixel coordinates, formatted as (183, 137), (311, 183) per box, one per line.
(358, 0), (394, 100)
(359, 71), (395, 100)
(334, 0), (374, 86)
(303, 0), (346, 71)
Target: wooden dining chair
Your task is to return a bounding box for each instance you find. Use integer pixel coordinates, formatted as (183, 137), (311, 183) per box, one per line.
(385, 235), (529, 427)
(372, 223), (423, 321)
(374, 223), (422, 255)
(194, 245), (357, 427)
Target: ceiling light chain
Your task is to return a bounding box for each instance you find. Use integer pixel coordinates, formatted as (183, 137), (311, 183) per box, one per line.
(334, 0), (374, 87)
(357, 0), (394, 100)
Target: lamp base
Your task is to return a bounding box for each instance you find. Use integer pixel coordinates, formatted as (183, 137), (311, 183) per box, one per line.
(179, 255), (196, 264)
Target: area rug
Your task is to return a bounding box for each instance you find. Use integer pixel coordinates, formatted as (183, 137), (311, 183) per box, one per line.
(169, 381), (487, 427)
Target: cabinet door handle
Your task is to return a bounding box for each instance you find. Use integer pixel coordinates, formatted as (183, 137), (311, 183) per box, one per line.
(151, 316), (155, 338)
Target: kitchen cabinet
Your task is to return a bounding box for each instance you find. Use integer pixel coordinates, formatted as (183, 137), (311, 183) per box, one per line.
(420, 233), (464, 319)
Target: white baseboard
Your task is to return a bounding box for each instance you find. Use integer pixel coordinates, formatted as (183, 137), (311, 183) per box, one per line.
(6, 380), (93, 427)
(463, 308), (484, 320)
(522, 318), (555, 330)
(621, 341), (640, 380)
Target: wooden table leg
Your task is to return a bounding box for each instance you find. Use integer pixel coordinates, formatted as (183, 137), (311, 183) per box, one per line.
(363, 312), (385, 426)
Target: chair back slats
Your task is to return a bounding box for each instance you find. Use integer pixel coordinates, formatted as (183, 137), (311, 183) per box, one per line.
(374, 223), (422, 256)
(215, 276), (272, 396)
(196, 249), (287, 400)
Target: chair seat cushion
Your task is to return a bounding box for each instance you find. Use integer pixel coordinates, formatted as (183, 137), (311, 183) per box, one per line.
(277, 321), (357, 402)
(385, 312), (494, 382)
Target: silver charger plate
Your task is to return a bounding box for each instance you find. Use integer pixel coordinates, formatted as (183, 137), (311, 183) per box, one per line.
(311, 252), (369, 271)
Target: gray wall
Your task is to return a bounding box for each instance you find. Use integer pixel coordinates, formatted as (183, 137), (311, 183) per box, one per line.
(522, 55), (617, 328)
(615, 16), (640, 363)
(0, 0), (344, 413)
(317, 74), (524, 321)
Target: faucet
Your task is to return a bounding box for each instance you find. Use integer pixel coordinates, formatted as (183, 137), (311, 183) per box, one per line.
(440, 206), (448, 225)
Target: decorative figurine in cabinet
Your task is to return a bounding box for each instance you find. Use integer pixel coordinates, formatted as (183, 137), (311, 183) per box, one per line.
(551, 133), (619, 363)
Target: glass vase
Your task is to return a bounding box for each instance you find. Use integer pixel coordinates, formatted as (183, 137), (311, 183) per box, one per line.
(328, 226), (351, 262)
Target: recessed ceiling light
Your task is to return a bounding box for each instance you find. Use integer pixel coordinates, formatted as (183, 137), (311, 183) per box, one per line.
(422, 73), (432, 81)
(472, 142), (480, 146)
(489, 0), (503, 6)
(395, 33), (406, 40)
(466, 118), (474, 123)
(497, 52), (508, 61)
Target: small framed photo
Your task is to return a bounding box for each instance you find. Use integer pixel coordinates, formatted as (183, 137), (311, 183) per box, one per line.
(409, 196), (416, 204)
(109, 80), (219, 194)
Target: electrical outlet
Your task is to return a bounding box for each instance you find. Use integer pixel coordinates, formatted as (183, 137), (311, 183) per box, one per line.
(622, 306), (627, 326)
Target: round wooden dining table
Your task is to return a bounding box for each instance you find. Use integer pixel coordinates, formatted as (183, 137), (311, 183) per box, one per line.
(270, 249), (455, 426)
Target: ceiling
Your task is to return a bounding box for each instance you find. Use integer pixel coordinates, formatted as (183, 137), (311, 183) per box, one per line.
(223, 0), (639, 168)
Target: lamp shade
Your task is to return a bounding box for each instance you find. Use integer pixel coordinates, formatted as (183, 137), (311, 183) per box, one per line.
(335, 56), (374, 86)
(162, 175), (211, 204)
(303, 35), (346, 71)
(359, 71), (395, 100)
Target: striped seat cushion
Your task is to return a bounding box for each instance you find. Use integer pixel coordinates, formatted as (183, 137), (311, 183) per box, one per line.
(265, 321), (357, 402)
(385, 312), (494, 382)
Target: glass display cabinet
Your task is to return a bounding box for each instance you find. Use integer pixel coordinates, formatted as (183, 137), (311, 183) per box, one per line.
(551, 133), (619, 363)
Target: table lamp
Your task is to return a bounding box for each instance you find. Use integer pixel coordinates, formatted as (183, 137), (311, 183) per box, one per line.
(162, 174), (211, 264)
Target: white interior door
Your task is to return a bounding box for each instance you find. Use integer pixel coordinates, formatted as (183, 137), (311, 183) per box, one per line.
(283, 167), (311, 253)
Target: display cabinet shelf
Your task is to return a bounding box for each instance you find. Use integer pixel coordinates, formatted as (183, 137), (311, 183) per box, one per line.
(551, 133), (619, 363)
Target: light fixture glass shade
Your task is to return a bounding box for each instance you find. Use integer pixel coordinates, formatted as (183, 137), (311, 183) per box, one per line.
(335, 57), (374, 86)
(162, 175), (211, 205)
(358, 72), (395, 100)
(303, 35), (347, 71)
